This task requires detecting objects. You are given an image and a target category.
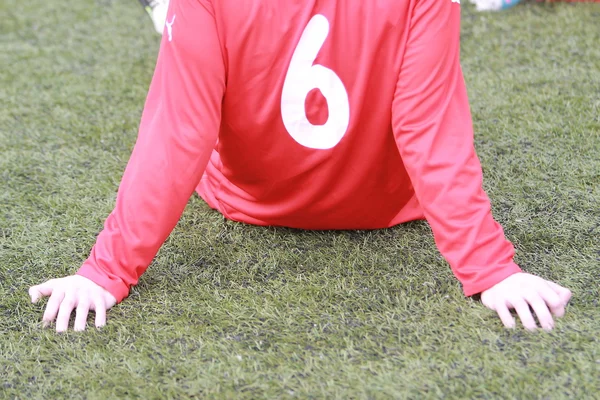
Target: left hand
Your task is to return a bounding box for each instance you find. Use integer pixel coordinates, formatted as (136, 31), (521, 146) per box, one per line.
(481, 272), (572, 331)
(29, 275), (117, 332)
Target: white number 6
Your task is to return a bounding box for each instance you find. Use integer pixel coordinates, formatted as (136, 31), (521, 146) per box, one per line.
(281, 15), (350, 150)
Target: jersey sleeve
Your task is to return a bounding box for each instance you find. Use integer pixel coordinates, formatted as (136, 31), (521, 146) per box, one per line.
(392, 0), (521, 296)
(76, 0), (225, 303)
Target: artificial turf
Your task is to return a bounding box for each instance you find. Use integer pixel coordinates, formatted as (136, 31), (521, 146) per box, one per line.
(1, 0), (599, 398)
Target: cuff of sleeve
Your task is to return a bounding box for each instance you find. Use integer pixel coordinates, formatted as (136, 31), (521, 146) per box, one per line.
(461, 262), (522, 297)
(77, 262), (130, 303)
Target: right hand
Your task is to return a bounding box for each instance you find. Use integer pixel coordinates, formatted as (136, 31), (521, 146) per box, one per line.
(481, 272), (572, 331)
(29, 275), (117, 332)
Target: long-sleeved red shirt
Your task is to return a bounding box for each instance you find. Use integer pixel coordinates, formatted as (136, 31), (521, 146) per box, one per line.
(77, 0), (521, 303)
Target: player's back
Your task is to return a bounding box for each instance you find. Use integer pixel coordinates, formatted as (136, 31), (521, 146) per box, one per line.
(82, 0), (512, 302)
(199, 0), (422, 229)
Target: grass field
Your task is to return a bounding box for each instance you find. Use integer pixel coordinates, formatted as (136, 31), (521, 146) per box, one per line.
(1, 0), (599, 398)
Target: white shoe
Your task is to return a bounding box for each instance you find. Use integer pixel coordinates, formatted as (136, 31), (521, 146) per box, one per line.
(138, 0), (170, 34)
(469, 0), (521, 11)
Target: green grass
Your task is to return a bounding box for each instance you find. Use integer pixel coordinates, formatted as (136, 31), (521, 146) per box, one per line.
(1, 1), (599, 398)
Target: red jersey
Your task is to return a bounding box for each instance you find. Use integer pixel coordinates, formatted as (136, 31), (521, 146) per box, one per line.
(77, 0), (521, 303)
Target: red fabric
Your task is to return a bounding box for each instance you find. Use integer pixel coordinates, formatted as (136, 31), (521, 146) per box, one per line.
(78, 0), (521, 303)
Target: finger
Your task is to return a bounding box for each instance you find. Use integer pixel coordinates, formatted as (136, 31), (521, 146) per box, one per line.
(494, 302), (516, 329)
(546, 281), (572, 305)
(509, 297), (538, 331)
(537, 284), (565, 318)
(29, 280), (57, 303)
(93, 298), (107, 329)
(55, 292), (77, 333)
(525, 293), (554, 331)
(74, 298), (91, 332)
(42, 290), (65, 327)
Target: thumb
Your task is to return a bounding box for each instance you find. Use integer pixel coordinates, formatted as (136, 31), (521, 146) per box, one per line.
(29, 280), (56, 303)
(546, 281), (572, 305)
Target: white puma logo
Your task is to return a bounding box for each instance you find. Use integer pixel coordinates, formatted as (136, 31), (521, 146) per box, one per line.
(166, 14), (176, 42)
